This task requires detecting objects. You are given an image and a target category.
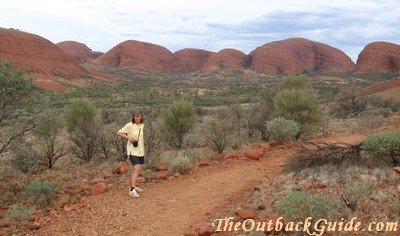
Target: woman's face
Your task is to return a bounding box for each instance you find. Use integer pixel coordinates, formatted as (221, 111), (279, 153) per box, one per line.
(133, 114), (142, 123)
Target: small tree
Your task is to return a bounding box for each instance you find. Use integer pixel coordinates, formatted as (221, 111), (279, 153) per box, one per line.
(202, 114), (235, 154)
(64, 99), (100, 161)
(279, 74), (309, 90)
(31, 114), (67, 168)
(273, 89), (321, 137)
(254, 88), (275, 140)
(362, 133), (400, 165)
(160, 100), (196, 148)
(0, 60), (36, 155)
(265, 117), (300, 144)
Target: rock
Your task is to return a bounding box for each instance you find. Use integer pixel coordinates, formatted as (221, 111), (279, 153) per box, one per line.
(102, 170), (111, 179)
(57, 41), (102, 64)
(250, 38), (355, 74)
(236, 209), (256, 220)
(173, 173), (181, 178)
(90, 182), (108, 195)
(27, 223), (41, 230)
(194, 222), (213, 236)
(113, 162), (129, 175)
(155, 173), (168, 180)
(307, 182), (327, 189)
(155, 165), (169, 171)
(93, 40), (181, 72)
(174, 49), (214, 72)
(0, 28), (88, 91)
(223, 153), (237, 160)
(213, 153), (225, 160)
(355, 42), (400, 73)
(63, 205), (73, 212)
(201, 49), (248, 71)
(198, 160), (211, 167)
(257, 203), (266, 210)
(244, 150), (263, 160)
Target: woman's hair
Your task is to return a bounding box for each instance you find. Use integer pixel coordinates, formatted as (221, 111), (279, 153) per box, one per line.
(131, 111), (144, 124)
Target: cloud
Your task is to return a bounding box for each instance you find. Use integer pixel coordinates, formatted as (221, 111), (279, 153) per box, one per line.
(0, 0), (399, 62)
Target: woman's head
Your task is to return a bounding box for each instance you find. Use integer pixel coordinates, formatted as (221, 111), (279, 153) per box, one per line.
(131, 111), (144, 124)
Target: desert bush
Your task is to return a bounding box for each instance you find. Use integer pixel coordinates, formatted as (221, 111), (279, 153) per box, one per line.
(0, 60), (36, 155)
(160, 100), (196, 148)
(362, 133), (400, 165)
(164, 150), (196, 174)
(265, 117), (300, 144)
(31, 115), (67, 168)
(369, 96), (400, 112)
(341, 180), (372, 211)
(6, 204), (34, 223)
(360, 108), (391, 118)
(335, 91), (367, 117)
(65, 99), (101, 162)
(144, 110), (162, 153)
(64, 98), (97, 132)
(356, 115), (384, 132)
(25, 181), (57, 209)
(279, 74), (309, 90)
(276, 191), (340, 221)
(202, 113), (235, 153)
(273, 89), (321, 137)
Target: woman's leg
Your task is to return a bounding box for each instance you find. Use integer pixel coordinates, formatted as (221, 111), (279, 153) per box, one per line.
(131, 164), (141, 188)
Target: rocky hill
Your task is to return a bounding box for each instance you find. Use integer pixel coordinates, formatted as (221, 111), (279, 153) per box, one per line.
(249, 38), (355, 74)
(57, 41), (103, 64)
(355, 41), (400, 73)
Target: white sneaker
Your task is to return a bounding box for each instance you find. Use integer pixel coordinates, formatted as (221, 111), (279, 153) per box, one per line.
(128, 189), (140, 198)
(135, 187), (143, 192)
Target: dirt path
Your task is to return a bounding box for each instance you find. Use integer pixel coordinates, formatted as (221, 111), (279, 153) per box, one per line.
(35, 134), (366, 236)
(35, 149), (291, 236)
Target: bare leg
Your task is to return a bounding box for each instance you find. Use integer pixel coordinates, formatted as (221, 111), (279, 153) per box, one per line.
(131, 164), (141, 188)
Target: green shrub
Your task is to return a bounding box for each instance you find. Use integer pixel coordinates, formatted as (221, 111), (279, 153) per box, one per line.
(160, 100), (196, 148)
(362, 133), (400, 165)
(265, 117), (300, 144)
(341, 180), (372, 211)
(276, 191), (340, 221)
(273, 89), (321, 136)
(279, 74), (309, 90)
(7, 204), (34, 223)
(64, 98), (97, 132)
(25, 181), (57, 209)
(164, 150), (196, 174)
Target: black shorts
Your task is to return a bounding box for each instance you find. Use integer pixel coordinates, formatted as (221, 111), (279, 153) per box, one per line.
(128, 155), (145, 165)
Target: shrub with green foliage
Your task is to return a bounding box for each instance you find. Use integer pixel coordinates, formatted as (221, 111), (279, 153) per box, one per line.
(64, 98), (101, 161)
(25, 181), (57, 209)
(64, 98), (97, 132)
(276, 191), (340, 221)
(265, 117), (300, 144)
(164, 150), (196, 174)
(273, 89), (321, 136)
(279, 74), (309, 90)
(7, 204), (34, 223)
(341, 180), (372, 211)
(0, 60), (36, 155)
(160, 100), (196, 148)
(362, 133), (400, 165)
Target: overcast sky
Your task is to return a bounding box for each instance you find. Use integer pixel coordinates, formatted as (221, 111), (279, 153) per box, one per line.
(1, 0), (399, 62)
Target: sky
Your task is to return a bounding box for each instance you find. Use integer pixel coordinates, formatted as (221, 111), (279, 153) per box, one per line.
(1, 0), (400, 62)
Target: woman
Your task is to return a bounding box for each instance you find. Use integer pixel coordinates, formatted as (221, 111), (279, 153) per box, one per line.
(117, 111), (145, 198)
